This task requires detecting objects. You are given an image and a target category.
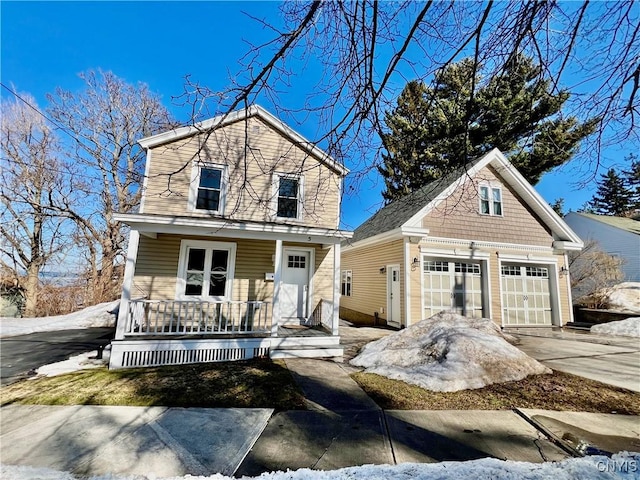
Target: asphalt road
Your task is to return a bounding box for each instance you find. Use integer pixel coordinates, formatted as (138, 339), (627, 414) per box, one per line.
(0, 327), (115, 386)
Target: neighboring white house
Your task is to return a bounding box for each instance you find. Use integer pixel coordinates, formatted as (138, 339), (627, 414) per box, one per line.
(564, 212), (640, 282)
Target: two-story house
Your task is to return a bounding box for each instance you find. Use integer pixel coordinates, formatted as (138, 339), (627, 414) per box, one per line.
(109, 105), (352, 369)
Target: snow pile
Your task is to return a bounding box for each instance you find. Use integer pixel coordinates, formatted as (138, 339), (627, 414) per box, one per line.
(351, 312), (551, 392)
(607, 282), (640, 313)
(591, 317), (640, 338)
(32, 346), (111, 378)
(0, 300), (118, 338)
(3, 452), (640, 480)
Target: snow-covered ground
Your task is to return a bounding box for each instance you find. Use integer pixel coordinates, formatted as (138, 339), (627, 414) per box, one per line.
(0, 300), (118, 338)
(606, 282), (640, 313)
(591, 317), (640, 338)
(3, 453), (640, 480)
(31, 346), (111, 379)
(351, 312), (551, 392)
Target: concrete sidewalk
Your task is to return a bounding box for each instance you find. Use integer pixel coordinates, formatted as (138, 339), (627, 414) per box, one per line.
(0, 404), (272, 477)
(2, 357), (639, 478)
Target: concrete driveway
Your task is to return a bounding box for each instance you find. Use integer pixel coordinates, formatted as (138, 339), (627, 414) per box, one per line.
(510, 329), (640, 393)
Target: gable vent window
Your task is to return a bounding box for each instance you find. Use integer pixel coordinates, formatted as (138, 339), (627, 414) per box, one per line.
(480, 186), (503, 216)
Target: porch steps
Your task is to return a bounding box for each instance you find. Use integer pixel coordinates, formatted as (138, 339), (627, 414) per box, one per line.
(269, 336), (343, 359)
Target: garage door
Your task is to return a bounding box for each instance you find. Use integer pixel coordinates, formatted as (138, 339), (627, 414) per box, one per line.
(423, 259), (483, 318)
(501, 264), (552, 325)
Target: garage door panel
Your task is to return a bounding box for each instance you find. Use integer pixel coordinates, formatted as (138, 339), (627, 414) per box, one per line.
(424, 258), (484, 318)
(501, 263), (552, 326)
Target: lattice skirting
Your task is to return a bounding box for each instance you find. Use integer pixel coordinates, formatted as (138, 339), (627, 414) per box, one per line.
(109, 338), (271, 369)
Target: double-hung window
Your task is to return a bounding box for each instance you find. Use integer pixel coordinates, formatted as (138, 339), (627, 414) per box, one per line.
(479, 185), (503, 216)
(177, 240), (236, 299)
(190, 163), (226, 214)
(274, 174), (303, 220)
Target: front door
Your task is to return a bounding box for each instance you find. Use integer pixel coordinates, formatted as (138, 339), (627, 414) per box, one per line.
(387, 265), (401, 327)
(281, 249), (310, 322)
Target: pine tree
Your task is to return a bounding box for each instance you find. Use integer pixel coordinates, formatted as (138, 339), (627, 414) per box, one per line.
(379, 55), (598, 202)
(622, 155), (640, 214)
(588, 169), (634, 216)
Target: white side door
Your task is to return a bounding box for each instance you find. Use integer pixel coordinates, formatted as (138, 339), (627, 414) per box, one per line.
(387, 265), (401, 327)
(280, 250), (310, 322)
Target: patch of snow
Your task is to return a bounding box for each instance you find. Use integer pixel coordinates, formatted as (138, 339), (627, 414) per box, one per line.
(0, 301), (118, 338)
(31, 345), (111, 379)
(350, 312), (551, 392)
(607, 282), (640, 313)
(3, 452), (640, 480)
(591, 317), (640, 338)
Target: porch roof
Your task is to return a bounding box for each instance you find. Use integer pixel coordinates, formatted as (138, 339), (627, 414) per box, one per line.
(114, 213), (353, 244)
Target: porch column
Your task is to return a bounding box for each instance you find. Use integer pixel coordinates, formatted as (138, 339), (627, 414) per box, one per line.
(331, 242), (341, 335)
(271, 239), (283, 337)
(115, 229), (140, 340)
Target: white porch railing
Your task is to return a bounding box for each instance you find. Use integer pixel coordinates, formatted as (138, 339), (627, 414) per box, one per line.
(124, 299), (272, 336)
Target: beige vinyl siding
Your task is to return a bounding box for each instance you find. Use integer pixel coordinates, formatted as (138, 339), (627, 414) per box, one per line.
(133, 234), (334, 311)
(558, 254), (571, 324)
(408, 242), (422, 325)
(142, 117), (342, 229)
(422, 166), (553, 247)
(341, 239), (405, 323)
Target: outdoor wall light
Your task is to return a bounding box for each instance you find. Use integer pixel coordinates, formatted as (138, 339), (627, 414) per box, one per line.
(559, 266), (569, 276)
(379, 267), (386, 274)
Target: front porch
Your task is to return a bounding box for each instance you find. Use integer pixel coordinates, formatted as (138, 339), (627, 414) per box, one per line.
(109, 298), (342, 368)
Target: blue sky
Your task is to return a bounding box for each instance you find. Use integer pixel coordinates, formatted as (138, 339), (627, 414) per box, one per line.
(1, 1), (634, 231)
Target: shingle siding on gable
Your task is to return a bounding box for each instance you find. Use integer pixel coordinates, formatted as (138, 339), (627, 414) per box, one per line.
(142, 116), (342, 229)
(422, 166), (553, 247)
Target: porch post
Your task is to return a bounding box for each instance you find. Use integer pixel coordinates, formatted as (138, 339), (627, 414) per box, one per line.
(332, 242), (341, 336)
(115, 229), (140, 340)
(272, 239), (283, 337)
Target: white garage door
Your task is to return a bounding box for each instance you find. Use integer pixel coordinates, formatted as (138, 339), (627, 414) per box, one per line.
(423, 259), (484, 318)
(501, 264), (552, 325)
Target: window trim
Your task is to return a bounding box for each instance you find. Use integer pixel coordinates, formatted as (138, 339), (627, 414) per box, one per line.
(188, 162), (227, 214)
(175, 239), (236, 300)
(479, 184), (503, 217)
(272, 172), (304, 221)
(341, 269), (352, 297)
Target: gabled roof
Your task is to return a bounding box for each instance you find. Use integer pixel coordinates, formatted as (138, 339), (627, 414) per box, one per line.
(572, 213), (640, 235)
(348, 148), (583, 248)
(137, 104), (349, 177)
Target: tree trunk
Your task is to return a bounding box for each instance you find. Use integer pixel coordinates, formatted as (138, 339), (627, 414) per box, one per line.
(23, 263), (40, 317)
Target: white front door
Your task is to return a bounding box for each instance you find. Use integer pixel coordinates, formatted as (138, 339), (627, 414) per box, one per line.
(281, 249), (310, 322)
(387, 265), (401, 326)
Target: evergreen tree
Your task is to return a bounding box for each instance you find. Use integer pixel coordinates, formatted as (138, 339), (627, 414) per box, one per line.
(588, 169), (634, 216)
(379, 55), (598, 202)
(622, 155), (640, 213)
(550, 198), (565, 216)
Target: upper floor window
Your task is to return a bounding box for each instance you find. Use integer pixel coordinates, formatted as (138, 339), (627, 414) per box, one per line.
(274, 174), (303, 220)
(190, 163), (226, 214)
(479, 185), (502, 216)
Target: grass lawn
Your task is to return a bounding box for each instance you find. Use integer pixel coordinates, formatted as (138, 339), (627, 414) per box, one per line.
(0, 359), (306, 410)
(352, 370), (640, 414)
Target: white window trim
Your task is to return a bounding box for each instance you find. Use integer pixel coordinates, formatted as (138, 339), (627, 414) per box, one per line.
(188, 162), (228, 214)
(479, 184), (503, 217)
(175, 239), (236, 300)
(272, 172), (304, 221)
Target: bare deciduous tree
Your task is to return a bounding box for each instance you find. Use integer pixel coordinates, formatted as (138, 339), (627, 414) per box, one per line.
(47, 70), (175, 303)
(569, 240), (624, 308)
(0, 95), (71, 316)
(174, 1), (638, 198)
